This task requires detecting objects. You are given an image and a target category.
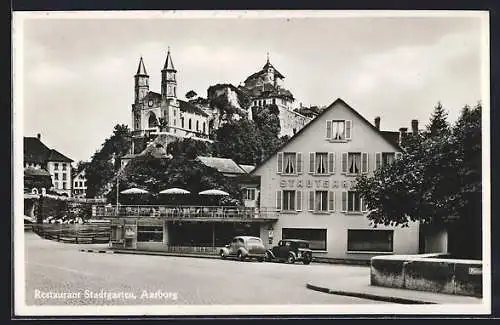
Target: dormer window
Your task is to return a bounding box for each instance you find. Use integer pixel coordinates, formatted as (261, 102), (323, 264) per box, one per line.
(148, 99), (153, 107)
(326, 120), (352, 141)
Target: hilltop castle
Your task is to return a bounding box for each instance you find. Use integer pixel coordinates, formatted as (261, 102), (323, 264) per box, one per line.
(130, 49), (312, 154)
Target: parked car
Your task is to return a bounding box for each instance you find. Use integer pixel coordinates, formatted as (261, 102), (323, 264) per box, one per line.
(219, 236), (266, 262)
(265, 239), (313, 265)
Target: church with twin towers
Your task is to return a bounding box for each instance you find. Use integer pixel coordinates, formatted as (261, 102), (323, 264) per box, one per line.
(130, 48), (312, 154)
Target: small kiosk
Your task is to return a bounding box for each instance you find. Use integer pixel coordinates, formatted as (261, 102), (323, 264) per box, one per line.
(110, 218), (138, 249)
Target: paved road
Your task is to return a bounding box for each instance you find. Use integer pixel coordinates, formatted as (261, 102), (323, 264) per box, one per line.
(24, 233), (391, 305)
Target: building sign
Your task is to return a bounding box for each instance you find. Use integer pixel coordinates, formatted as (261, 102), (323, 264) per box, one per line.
(125, 226), (136, 238)
(279, 178), (357, 190)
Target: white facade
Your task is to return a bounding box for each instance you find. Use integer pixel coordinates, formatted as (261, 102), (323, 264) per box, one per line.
(73, 169), (87, 198)
(47, 161), (72, 197)
(251, 98), (420, 260)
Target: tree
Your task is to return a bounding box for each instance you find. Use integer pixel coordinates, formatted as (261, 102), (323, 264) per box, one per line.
(185, 90), (198, 100)
(85, 124), (132, 197)
(425, 102), (450, 138)
(212, 119), (261, 165)
(354, 103), (482, 259)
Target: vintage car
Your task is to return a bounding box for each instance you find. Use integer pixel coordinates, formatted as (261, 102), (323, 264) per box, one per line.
(265, 239), (313, 264)
(219, 236), (267, 262)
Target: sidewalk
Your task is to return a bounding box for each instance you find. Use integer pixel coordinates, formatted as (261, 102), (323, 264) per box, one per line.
(306, 275), (483, 304)
(80, 247), (221, 260)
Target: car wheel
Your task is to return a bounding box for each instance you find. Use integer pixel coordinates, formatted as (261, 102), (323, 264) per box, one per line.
(237, 251), (245, 261)
(258, 257), (264, 262)
(219, 250), (226, 259)
(287, 253), (295, 264)
(264, 251), (271, 262)
(303, 257), (311, 265)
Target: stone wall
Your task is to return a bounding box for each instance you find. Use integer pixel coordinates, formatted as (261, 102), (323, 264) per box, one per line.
(279, 107), (311, 137)
(370, 254), (482, 297)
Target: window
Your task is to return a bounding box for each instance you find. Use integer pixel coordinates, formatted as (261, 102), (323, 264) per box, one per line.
(62, 182), (67, 190)
(54, 173), (59, 180)
(62, 164), (67, 171)
(188, 119), (192, 130)
(282, 190), (295, 211)
(62, 173), (67, 181)
(244, 188), (256, 200)
(326, 120), (352, 141)
(341, 191), (368, 213)
(341, 152), (368, 175)
(277, 152), (303, 175)
(375, 152), (396, 170)
(173, 109), (176, 116)
(196, 120), (199, 131)
(308, 191), (335, 212)
(54, 163), (59, 170)
(203, 122), (206, 134)
(272, 98), (276, 104)
(309, 152), (335, 175)
(347, 230), (393, 252)
(173, 119), (176, 126)
(137, 225), (163, 242)
(283, 228), (327, 251)
(276, 190), (302, 212)
(181, 117), (184, 128)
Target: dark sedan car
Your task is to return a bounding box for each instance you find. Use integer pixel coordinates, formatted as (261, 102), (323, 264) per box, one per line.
(265, 239), (313, 264)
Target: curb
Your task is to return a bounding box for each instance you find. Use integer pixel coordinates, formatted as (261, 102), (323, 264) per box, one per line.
(305, 283), (436, 305)
(79, 249), (114, 254)
(110, 250), (220, 260)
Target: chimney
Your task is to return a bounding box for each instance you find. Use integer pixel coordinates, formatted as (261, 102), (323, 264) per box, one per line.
(374, 116), (381, 130)
(37, 133), (41, 140)
(411, 119), (419, 135)
(399, 127), (408, 145)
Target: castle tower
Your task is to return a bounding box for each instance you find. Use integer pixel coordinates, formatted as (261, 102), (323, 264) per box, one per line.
(161, 48), (177, 99)
(134, 56), (149, 103)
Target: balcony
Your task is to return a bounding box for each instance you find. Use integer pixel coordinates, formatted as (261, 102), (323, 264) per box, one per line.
(92, 205), (279, 222)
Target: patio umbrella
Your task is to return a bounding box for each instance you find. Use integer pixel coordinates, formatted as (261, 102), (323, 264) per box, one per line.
(120, 188), (149, 194)
(198, 189), (230, 196)
(159, 188), (191, 195)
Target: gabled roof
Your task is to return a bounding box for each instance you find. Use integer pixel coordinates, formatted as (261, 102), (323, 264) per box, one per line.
(179, 100), (209, 117)
(24, 137), (73, 164)
(136, 57), (148, 76)
(250, 98), (402, 175)
(47, 149), (73, 162)
(145, 91), (162, 100)
(244, 60), (285, 83)
(197, 156), (247, 175)
(238, 164), (255, 173)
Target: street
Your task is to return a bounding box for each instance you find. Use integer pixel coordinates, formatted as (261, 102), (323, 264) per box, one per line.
(24, 232), (391, 305)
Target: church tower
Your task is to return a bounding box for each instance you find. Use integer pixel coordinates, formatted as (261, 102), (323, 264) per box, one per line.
(134, 56), (149, 103)
(161, 48), (177, 99)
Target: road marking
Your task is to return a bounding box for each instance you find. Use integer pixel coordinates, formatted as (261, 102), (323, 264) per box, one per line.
(26, 261), (96, 277)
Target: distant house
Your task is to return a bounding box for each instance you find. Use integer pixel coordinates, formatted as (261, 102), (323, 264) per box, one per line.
(196, 156), (248, 177)
(72, 168), (87, 198)
(24, 134), (74, 197)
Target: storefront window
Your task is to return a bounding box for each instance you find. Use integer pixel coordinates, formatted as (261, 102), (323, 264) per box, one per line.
(282, 228), (326, 251)
(347, 230), (393, 252)
(137, 225), (163, 242)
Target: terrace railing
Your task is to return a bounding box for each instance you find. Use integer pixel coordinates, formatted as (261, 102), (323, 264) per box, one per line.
(32, 223), (111, 244)
(92, 205), (279, 220)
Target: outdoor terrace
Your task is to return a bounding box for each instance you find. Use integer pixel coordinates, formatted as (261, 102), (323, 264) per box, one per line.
(93, 205), (279, 222)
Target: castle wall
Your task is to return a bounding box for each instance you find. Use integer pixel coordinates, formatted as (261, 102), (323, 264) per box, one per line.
(279, 107), (312, 138)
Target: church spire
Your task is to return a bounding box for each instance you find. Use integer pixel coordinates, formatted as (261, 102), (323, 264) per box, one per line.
(136, 56), (148, 75)
(163, 47), (176, 71)
(266, 51), (270, 64)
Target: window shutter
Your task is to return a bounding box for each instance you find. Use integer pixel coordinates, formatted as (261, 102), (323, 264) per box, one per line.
(296, 190), (302, 211)
(309, 152), (315, 174)
(341, 152), (348, 174)
(361, 197), (368, 212)
(308, 191), (314, 211)
(341, 191), (347, 212)
(375, 152), (382, 170)
(361, 152), (369, 174)
(277, 152), (283, 174)
(345, 120), (352, 140)
(276, 190), (282, 211)
(326, 120), (332, 139)
(328, 191), (335, 212)
(296, 152), (303, 174)
(328, 152), (335, 174)
(395, 152), (402, 160)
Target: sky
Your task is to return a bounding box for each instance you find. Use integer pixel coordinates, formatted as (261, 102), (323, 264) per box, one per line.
(17, 11), (488, 163)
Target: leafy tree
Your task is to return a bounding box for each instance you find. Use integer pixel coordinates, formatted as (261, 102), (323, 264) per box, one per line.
(85, 124), (132, 197)
(212, 119), (261, 165)
(167, 138), (213, 159)
(354, 103), (482, 259)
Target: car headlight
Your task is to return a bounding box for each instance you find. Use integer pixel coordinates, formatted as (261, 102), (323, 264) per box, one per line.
(297, 252), (302, 257)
